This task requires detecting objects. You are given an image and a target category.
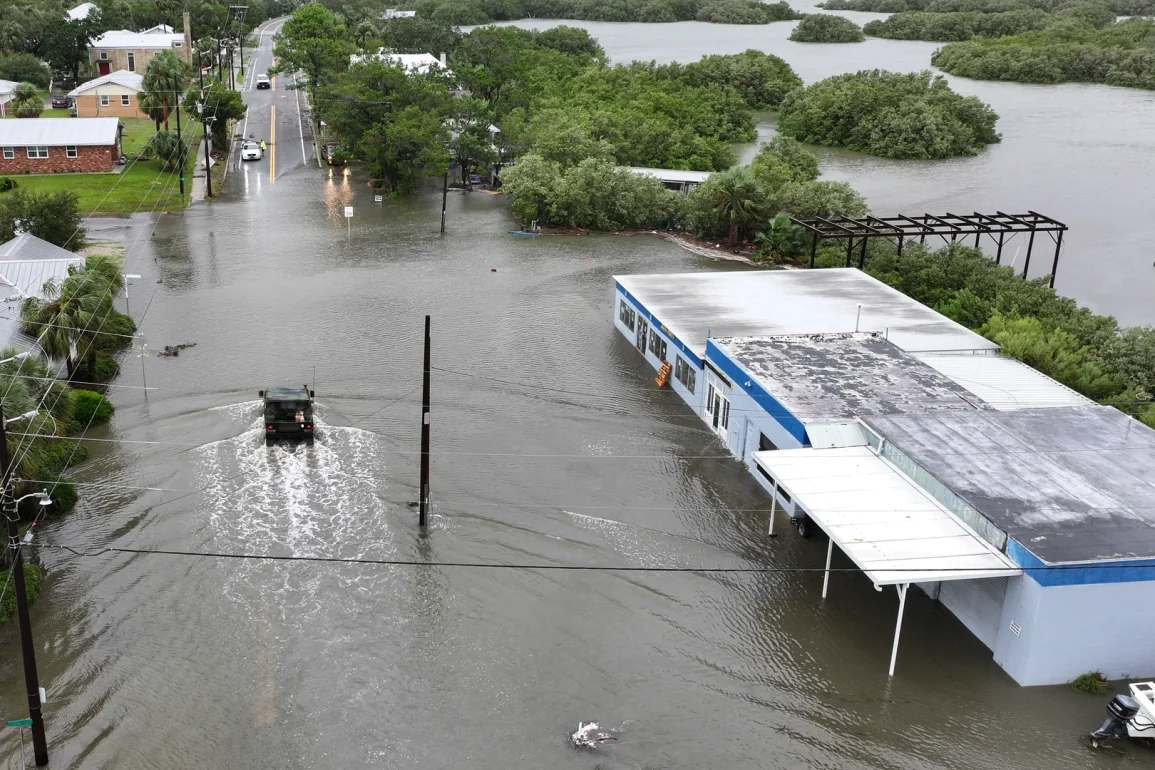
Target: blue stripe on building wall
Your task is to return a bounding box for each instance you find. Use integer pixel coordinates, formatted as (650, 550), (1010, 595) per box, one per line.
(616, 283), (702, 367)
(1007, 539), (1155, 586)
(704, 339), (808, 444)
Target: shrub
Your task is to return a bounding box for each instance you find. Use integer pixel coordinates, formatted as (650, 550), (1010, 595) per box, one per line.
(776, 69), (1001, 158)
(72, 389), (114, 425)
(790, 14), (867, 42)
(1070, 671), (1110, 695)
(677, 50), (803, 109)
(39, 438), (89, 475)
(0, 565), (42, 625)
(73, 351), (120, 383)
(0, 178), (16, 192)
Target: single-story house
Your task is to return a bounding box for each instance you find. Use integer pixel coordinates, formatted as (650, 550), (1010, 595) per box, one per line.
(68, 70), (146, 118)
(381, 9), (418, 19)
(66, 2), (97, 21)
(0, 233), (85, 355)
(0, 80), (18, 118)
(0, 117), (122, 174)
(613, 268), (1155, 686)
(626, 167), (711, 194)
(89, 17), (191, 75)
(349, 51), (451, 76)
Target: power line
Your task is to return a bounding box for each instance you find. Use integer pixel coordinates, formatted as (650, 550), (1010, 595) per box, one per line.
(27, 543), (1155, 574)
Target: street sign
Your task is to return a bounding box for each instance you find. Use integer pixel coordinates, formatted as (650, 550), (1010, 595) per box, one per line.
(7, 718), (32, 727)
(374, 195), (383, 203)
(344, 206), (353, 218)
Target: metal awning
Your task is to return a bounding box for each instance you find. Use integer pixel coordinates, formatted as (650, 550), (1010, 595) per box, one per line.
(754, 445), (1021, 675)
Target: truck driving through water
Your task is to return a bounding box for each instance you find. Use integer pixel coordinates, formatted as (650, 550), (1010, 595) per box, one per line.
(259, 386), (315, 446)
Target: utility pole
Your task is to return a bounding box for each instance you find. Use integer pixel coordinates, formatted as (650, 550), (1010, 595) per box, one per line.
(440, 172), (448, 235)
(419, 316), (431, 529)
(202, 111), (213, 198)
(175, 93), (184, 196)
(0, 407), (49, 767)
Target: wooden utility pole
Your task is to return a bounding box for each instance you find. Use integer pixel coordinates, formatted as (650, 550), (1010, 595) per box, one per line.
(0, 407), (49, 766)
(440, 172), (448, 234)
(419, 316), (431, 528)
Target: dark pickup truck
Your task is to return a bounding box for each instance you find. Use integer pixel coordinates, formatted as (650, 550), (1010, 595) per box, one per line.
(259, 386), (315, 446)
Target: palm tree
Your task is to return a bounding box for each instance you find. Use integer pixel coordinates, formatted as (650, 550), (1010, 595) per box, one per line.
(19, 273), (111, 377)
(11, 82), (44, 118)
(0, 348), (70, 485)
(710, 166), (766, 246)
(141, 50), (190, 132)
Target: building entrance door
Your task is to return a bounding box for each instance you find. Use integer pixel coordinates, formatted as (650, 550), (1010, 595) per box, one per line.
(636, 317), (649, 355)
(98, 61), (111, 75)
(705, 375), (730, 441)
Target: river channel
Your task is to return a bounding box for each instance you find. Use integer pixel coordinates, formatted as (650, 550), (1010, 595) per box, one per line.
(0, 12), (1147, 770)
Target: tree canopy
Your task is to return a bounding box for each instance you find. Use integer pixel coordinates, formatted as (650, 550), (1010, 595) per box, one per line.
(0, 190), (85, 250)
(790, 14), (867, 42)
(822, 0), (1152, 13)
(402, 0), (803, 24)
(776, 70), (1001, 159)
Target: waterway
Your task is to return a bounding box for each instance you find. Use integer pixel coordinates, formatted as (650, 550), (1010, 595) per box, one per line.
(489, 2), (1155, 326)
(0, 13), (1146, 770)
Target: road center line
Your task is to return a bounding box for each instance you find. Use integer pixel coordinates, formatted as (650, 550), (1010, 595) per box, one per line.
(269, 104), (276, 182)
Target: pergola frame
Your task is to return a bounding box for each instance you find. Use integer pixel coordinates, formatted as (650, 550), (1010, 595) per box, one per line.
(791, 211), (1068, 288)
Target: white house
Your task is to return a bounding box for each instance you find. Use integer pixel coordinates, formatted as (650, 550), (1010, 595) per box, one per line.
(66, 2), (98, 21)
(349, 50), (450, 76)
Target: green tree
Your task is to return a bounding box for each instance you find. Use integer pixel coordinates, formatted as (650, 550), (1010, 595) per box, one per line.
(43, 15), (99, 84)
(0, 190), (85, 250)
(708, 166), (766, 245)
(498, 153), (563, 224)
(934, 287), (993, 328)
(675, 50), (802, 109)
(186, 80), (248, 146)
(754, 213), (809, 262)
(771, 179), (867, 220)
(10, 82), (44, 118)
(790, 14), (867, 42)
(141, 50), (190, 132)
(450, 97), (500, 189)
(19, 272), (111, 377)
(379, 16), (462, 55)
(0, 53), (52, 89)
(273, 2), (354, 100)
(358, 106), (450, 193)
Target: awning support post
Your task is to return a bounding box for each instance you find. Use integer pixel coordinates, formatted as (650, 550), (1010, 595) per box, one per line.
(888, 583), (910, 677)
(767, 493), (778, 538)
(822, 537), (834, 599)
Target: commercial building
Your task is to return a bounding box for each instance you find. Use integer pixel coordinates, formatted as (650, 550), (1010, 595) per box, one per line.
(0, 117), (122, 174)
(89, 18), (192, 75)
(613, 268), (1155, 686)
(68, 70), (146, 118)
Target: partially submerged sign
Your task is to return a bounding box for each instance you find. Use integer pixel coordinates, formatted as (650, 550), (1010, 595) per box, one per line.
(7, 718), (32, 727)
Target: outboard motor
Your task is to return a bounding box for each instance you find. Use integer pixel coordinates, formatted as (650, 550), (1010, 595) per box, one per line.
(1090, 694), (1141, 745)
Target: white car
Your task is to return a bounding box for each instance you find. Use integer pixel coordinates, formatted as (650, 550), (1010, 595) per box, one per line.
(256, 74), (270, 89)
(241, 140), (263, 161)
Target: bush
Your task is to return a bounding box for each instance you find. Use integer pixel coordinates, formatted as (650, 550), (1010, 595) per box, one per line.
(73, 351), (120, 383)
(1070, 671), (1110, 695)
(776, 69), (1001, 158)
(0, 565), (42, 625)
(0, 178), (16, 192)
(39, 438), (89, 475)
(863, 9), (1052, 41)
(676, 50), (803, 110)
(72, 389), (114, 425)
(790, 14), (867, 42)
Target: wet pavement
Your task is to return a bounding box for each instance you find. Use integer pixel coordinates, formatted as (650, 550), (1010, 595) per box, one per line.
(0, 17), (1146, 770)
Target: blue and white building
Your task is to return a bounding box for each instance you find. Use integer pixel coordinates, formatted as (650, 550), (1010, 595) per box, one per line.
(613, 268), (1155, 686)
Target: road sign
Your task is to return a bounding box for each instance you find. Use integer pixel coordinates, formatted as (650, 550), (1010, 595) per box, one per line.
(374, 195), (383, 203)
(7, 718), (32, 727)
(344, 206), (353, 218)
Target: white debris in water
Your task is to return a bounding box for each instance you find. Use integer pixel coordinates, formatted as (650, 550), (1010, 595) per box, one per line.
(571, 721), (616, 749)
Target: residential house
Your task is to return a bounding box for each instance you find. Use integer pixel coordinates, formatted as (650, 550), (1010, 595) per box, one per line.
(0, 233), (86, 355)
(0, 80), (17, 118)
(0, 117), (122, 174)
(626, 167), (711, 194)
(66, 2), (98, 21)
(380, 9), (418, 19)
(68, 70), (146, 118)
(349, 51), (451, 76)
(89, 16), (192, 75)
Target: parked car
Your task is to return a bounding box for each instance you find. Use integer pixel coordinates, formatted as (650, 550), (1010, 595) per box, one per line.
(50, 95), (70, 109)
(240, 140), (263, 161)
(256, 74), (270, 89)
(321, 141), (345, 166)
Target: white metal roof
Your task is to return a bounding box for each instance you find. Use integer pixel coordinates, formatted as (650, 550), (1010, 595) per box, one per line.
(616, 269), (998, 357)
(349, 51), (449, 75)
(66, 2), (97, 20)
(626, 167), (712, 184)
(91, 32), (184, 49)
(912, 352), (1095, 411)
(0, 80), (18, 96)
(803, 421), (868, 449)
(754, 446), (1020, 585)
(69, 70), (144, 96)
(0, 235), (83, 300)
(0, 117), (121, 147)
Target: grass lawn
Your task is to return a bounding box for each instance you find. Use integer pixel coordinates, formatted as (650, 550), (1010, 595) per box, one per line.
(0, 156), (192, 214)
(121, 117), (158, 155)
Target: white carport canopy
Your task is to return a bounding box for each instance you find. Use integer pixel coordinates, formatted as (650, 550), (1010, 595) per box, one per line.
(753, 445), (1021, 676)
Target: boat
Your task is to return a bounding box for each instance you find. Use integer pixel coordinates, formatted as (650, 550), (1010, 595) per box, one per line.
(508, 230), (541, 237)
(1089, 681), (1155, 746)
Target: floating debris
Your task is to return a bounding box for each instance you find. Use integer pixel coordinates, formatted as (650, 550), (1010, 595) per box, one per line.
(571, 721), (617, 749)
(158, 342), (197, 358)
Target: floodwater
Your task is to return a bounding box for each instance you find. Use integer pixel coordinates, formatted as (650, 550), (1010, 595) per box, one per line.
(0, 15), (1147, 770)
(490, 1), (1155, 326)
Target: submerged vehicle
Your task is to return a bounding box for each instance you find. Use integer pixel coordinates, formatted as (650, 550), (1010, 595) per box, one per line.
(1090, 682), (1155, 747)
(259, 386), (315, 446)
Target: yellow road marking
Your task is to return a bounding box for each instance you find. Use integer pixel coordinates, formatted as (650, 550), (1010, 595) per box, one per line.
(269, 104), (276, 182)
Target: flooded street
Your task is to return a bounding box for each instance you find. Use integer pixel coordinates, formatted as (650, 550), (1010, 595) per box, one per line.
(0, 15), (1147, 770)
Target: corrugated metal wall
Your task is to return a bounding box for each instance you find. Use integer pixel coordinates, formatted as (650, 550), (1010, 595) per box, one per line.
(939, 577), (1009, 650)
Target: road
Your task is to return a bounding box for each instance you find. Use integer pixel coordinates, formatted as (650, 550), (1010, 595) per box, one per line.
(0, 19), (1135, 770)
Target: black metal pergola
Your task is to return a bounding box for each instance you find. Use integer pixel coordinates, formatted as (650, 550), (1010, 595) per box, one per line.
(789, 211), (1069, 288)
